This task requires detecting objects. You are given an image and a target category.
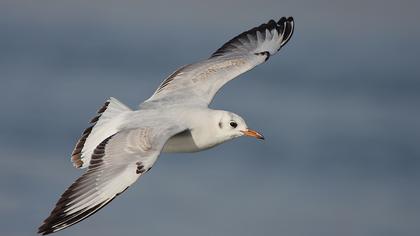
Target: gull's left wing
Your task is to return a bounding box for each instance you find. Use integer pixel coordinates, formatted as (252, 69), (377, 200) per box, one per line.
(38, 123), (186, 235)
(144, 17), (294, 107)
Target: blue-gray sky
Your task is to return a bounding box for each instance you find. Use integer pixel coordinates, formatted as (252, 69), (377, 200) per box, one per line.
(1, 1), (419, 236)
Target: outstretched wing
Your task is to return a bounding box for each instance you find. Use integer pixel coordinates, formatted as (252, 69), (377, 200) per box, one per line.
(38, 124), (186, 235)
(144, 17), (294, 107)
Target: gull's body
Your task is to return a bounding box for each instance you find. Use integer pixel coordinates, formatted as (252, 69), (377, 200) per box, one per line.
(38, 17), (294, 235)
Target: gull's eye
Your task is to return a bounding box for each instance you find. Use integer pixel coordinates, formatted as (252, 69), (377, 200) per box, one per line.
(229, 121), (238, 128)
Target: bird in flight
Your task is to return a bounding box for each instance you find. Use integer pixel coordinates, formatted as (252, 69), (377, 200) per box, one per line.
(38, 17), (294, 235)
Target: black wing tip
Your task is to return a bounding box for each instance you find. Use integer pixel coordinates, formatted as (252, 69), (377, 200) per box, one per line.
(38, 218), (58, 235)
(277, 16), (294, 24)
(38, 197), (114, 235)
(37, 226), (48, 235)
(37, 208), (67, 235)
(277, 16), (293, 22)
(38, 226), (53, 235)
(278, 16), (294, 49)
(211, 16), (295, 58)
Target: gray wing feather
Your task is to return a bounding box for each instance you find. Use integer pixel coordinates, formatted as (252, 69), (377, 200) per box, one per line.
(145, 17), (294, 107)
(38, 123), (186, 235)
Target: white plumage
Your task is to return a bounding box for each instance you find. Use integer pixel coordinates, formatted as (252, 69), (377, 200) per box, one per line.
(39, 17), (294, 235)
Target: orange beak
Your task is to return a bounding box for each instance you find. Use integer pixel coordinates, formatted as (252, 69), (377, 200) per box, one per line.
(241, 128), (265, 140)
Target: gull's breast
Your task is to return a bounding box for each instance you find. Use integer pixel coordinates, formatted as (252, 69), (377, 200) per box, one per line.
(162, 130), (202, 153)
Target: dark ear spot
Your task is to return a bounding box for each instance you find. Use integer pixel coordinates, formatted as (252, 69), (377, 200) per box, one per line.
(218, 121), (223, 129)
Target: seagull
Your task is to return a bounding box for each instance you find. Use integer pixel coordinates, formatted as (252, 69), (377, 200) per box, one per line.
(38, 17), (294, 235)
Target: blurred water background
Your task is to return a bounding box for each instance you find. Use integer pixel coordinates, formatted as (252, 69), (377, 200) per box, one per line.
(0, 1), (419, 235)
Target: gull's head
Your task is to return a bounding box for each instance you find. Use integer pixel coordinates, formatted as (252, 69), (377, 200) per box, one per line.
(214, 111), (264, 141)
